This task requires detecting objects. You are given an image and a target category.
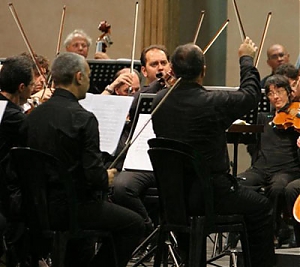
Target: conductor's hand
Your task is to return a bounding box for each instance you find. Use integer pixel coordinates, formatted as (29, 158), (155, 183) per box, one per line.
(107, 168), (117, 186)
(238, 37), (257, 59)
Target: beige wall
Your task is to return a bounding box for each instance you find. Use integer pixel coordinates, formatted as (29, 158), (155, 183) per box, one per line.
(226, 0), (299, 86)
(0, 0), (143, 61)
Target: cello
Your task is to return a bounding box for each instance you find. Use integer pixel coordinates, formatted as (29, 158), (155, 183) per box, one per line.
(95, 21), (113, 54)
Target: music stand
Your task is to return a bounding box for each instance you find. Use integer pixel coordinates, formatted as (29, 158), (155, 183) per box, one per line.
(126, 93), (156, 145)
(206, 86), (268, 145)
(87, 59), (141, 94)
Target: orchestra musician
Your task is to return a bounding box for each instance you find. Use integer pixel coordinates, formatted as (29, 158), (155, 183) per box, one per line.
(260, 44), (290, 88)
(0, 55), (34, 261)
(111, 44), (171, 260)
(239, 74), (300, 248)
(151, 37), (275, 267)
(64, 29), (109, 60)
(20, 52), (53, 112)
(19, 52), (145, 267)
(0, 55), (35, 161)
(101, 68), (140, 96)
(275, 63), (300, 101)
(101, 67), (141, 171)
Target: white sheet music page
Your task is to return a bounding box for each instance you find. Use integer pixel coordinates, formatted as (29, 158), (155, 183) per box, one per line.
(123, 113), (156, 171)
(0, 101), (7, 123)
(80, 94), (133, 155)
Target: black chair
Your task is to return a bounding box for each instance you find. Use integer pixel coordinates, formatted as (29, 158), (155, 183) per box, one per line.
(147, 137), (252, 267)
(8, 147), (118, 267)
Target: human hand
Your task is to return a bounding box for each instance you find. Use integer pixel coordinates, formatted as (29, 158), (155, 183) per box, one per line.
(238, 37), (257, 59)
(110, 72), (134, 91)
(94, 52), (110, 59)
(107, 168), (117, 186)
(297, 136), (300, 148)
(31, 88), (54, 102)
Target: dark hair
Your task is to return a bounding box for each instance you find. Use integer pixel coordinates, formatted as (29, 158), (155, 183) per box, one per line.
(0, 55), (34, 94)
(171, 43), (205, 80)
(275, 63), (299, 80)
(265, 74), (291, 95)
(140, 44), (169, 67)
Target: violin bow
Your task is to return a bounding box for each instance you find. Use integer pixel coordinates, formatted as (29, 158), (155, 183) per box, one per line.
(108, 77), (182, 169)
(232, 0), (246, 41)
(203, 19), (230, 55)
(44, 5), (67, 95)
(128, 1), (139, 95)
(8, 3), (46, 82)
(193, 10), (205, 44)
(254, 12), (272, 68)
(56, 5), (67, 56)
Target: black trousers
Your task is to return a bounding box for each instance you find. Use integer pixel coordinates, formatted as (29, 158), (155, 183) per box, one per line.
(112, 171), (156, 222)
(212, 174), (275, 267)
(239, 167), (300, 233)
(51, 200), (145, 267)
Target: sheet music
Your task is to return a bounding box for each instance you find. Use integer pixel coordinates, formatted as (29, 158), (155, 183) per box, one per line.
(123, 113), (156, 171)
(80, 94), (133, 155)
(0, 101), (7, 123)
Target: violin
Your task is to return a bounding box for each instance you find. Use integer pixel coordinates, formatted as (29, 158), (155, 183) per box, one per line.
(272, 102), (300, 132)
(96, 21), (113, 53)
(293, 194), (300, 223)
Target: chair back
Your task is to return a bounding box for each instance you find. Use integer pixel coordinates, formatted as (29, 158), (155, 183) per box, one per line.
(9, 147), (79, 234)
(147, 137), (214, 227)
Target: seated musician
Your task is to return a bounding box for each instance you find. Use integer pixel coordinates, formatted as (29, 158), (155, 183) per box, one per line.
(275, 63), (300, 101)
(0, 55), (34, 264)
(151, 38), (275, 267)
(111, 44), (170, 237)
(101, 67), (141, 171)
(20, 52), (53, 111)
(239, 74), (300, 248)
(19, 52), (144, 267)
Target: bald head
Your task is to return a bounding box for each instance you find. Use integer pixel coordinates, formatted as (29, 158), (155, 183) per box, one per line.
(266, 44), (290, 72)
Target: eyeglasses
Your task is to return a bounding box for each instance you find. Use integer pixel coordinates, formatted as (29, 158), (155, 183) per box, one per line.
(268, 53), (286, 60)
(267, 88), (287, 98)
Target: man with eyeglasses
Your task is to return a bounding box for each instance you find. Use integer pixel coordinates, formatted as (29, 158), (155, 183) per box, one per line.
(239, 74), (300, 248)
(261, 44), (290, 88)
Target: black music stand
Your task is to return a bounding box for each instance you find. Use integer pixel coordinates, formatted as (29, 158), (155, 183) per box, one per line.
(87, 59), (141, 94)
(126, 93), (156, 145)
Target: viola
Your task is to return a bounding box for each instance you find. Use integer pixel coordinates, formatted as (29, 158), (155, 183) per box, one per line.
(272, 102), (300, 132)
(96, 21), (113, 53)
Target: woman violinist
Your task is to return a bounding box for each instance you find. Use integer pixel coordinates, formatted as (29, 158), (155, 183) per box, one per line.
(238, 74), (300, 248)
(20, 52), (54, 113)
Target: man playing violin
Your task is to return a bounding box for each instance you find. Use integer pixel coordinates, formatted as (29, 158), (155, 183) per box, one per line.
(111, 45), (171, 260)
(0, 55), (35, 161)
(239, 74), (300, 248)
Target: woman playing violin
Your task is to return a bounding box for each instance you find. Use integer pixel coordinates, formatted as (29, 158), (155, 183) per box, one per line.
(239, 74), (300, 248)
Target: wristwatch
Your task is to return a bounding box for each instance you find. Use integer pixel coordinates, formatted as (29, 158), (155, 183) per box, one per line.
(105, 85), (114, 94)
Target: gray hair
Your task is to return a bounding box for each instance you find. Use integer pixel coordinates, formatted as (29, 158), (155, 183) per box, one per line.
(64, 29), (92, 47)
(51, 52), (86, 86)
